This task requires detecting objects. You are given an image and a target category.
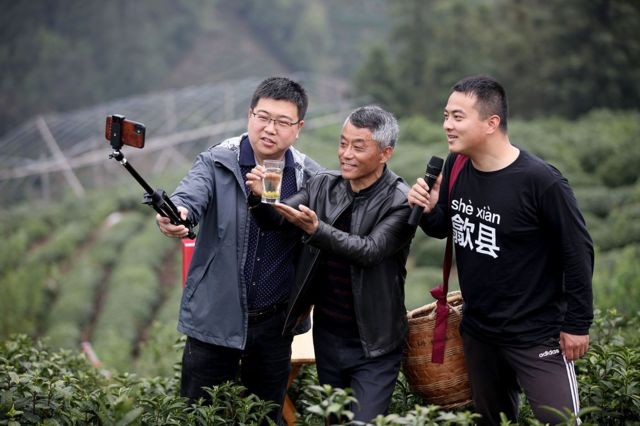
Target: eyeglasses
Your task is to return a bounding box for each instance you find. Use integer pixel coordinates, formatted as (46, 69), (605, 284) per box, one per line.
(251, 111), (300, 130)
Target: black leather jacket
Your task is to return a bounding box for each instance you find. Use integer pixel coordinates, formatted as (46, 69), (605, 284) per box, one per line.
(250, 167), (415, 358)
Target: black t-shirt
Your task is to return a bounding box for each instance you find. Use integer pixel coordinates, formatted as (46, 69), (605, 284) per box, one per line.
(424, 150), (594, 346)
(313, 204), (360, 338)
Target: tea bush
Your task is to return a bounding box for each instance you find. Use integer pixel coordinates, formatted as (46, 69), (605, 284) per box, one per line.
(46, 212), (147, 349)
(3, 309), (638, 425)
(0, 335), (275, 425)
(91, 219), (177, 372)
(591, 246), (640, 317)
(576, 309), (640, 424)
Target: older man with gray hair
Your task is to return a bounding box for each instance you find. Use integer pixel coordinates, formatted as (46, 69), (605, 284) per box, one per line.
(246, 105), (415, 422)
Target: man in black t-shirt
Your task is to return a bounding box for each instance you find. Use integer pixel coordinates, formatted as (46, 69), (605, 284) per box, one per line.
(408, 75), (593, 425)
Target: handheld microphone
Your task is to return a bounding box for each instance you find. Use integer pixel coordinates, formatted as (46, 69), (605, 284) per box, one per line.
(408, 155), (444, 227)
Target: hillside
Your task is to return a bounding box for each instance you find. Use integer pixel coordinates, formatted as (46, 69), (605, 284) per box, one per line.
(2, 111), (639, 370)
(0, 0), (389, 137)
(159, 6), (290, 88)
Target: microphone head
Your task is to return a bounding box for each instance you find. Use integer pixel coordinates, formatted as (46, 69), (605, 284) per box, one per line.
(426, 156), (444, 175)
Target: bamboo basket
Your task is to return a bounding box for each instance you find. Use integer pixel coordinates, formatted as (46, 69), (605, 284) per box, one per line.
(402, 291), (472, 409)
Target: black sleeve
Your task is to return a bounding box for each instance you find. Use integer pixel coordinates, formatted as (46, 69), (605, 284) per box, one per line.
(247, 192), (285, 231)
(418, 153), (457, 239)
(540, 177), (594, 334)
(305, 199), (414, 268)
(248, 187), (311, 238)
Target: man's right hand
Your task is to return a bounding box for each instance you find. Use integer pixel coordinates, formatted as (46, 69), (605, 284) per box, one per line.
(156, 206), (190, 238)
(245, 165), (265, 197)
(407, 174), (441, 215)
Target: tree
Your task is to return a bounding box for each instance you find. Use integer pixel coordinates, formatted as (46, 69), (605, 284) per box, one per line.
(353, 0), (640, 119)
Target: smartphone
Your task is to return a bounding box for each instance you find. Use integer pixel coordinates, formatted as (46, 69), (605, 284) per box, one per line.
(105, 115), (146, 148)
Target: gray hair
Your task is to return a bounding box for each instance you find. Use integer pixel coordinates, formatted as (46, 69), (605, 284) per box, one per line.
(344, 105), (399, 149)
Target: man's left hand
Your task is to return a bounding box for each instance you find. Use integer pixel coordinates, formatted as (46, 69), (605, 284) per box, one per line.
(559, 331), (589, 361)
(273, 203), (319, 234)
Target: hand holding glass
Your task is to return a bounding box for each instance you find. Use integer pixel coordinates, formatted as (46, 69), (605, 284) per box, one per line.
(261, 160), (284, 204)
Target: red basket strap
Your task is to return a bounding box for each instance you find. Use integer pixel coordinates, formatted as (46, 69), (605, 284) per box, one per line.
(429, 283), (448, 363)
(431, 154), (468, 363)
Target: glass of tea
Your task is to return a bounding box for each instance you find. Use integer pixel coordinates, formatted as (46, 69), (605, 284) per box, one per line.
(261, 160), (285, 204)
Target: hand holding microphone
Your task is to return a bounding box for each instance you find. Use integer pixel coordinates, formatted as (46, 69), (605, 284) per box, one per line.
(408, 156), (444, 226)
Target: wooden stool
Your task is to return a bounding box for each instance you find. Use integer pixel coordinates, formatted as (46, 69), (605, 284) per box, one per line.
(283, 327), (315, 426)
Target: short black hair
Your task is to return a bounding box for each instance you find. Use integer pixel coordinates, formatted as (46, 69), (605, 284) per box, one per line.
(452, 75), (508, 132)
(250, 77), (309, 120)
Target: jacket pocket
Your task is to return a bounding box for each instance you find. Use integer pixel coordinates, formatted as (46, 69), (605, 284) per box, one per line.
(183, 250), (217, 302)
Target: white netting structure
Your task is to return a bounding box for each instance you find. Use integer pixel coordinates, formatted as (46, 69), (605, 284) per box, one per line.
(0, 73), (356, 205)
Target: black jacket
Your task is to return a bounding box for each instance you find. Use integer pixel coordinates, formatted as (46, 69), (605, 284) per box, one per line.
(250, 167), (415, 358)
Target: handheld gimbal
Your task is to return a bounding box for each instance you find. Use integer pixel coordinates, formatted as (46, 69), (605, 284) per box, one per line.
(106, 114), (196, 239)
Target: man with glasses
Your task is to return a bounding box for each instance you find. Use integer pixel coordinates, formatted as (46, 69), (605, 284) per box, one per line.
(156, 76), (321, 424)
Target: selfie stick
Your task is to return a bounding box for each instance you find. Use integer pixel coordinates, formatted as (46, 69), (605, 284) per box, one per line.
(108, 115), (196, 239)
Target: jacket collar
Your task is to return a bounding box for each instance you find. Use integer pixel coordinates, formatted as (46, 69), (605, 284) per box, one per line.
(347, 165), (392, 197)
(214, 133), (311, 190)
